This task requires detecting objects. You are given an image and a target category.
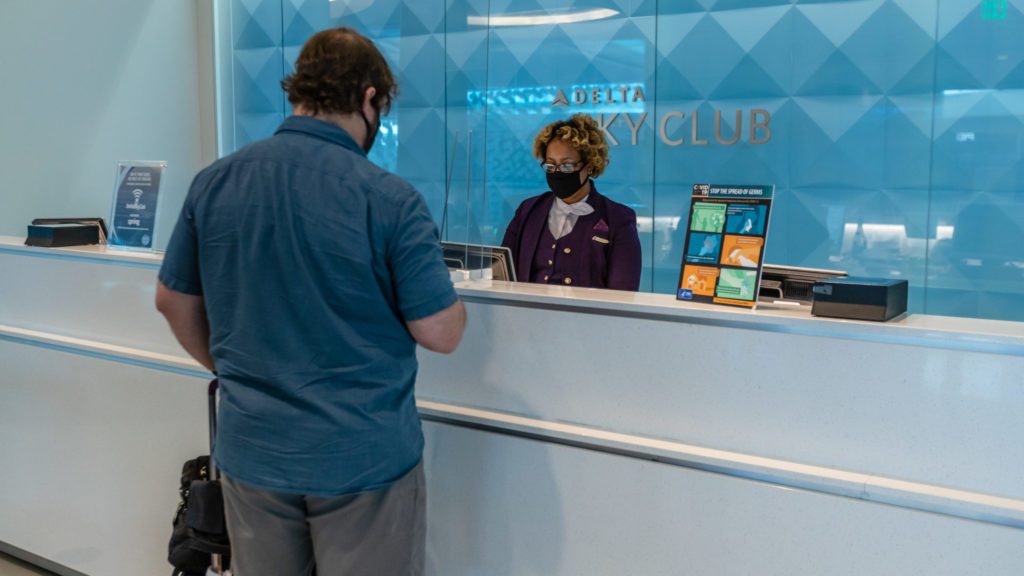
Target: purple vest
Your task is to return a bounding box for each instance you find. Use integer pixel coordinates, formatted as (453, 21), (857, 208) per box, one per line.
(531, 216), (600, 286)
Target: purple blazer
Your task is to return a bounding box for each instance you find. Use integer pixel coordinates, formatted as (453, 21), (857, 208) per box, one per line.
(501, 185), (642, 291)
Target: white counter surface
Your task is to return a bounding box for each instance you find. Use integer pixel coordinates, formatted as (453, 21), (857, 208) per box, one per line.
(455, 279), (1024, 356)
(0, 235), (165, 266)
(3, 235), (1018, 356)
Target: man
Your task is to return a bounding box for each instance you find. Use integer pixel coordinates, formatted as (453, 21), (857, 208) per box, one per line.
(156, 27), (465, 575)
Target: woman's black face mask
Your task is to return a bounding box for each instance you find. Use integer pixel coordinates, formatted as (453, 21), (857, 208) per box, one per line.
(546, 169), (587, 199)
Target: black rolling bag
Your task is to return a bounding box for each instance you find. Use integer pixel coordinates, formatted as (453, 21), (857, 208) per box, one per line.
(169, 379), (231, 576)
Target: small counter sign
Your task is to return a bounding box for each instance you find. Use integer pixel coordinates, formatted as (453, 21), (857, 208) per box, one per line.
(109, 161), (165, 250)
(677, 183), (774, 309)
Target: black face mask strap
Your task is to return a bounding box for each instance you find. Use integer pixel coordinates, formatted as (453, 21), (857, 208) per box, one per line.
(360, 109), (376, 153)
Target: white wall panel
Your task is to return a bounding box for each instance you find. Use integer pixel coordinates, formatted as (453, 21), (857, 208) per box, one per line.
(418, 297), (1024, 500)
(0, 341), (208, 576)
(0, 250), (179, 357)
(424, 422), (1024, 576)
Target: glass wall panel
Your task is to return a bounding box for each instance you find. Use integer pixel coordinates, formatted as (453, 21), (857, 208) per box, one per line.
(441, 0), (492, 245)
(480, 1), (658, 289)
(327, 0), (449, 217)
(652, 1), (940, 313)
(225, 0), (450, 220)
(219, 0), (1024, 321)
(926, 0), (1024, 320)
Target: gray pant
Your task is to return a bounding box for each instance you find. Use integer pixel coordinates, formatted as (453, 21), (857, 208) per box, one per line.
(221, 461), (426, 576)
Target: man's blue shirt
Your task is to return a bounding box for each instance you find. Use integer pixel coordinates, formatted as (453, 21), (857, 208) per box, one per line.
(159, 116), (457, 495)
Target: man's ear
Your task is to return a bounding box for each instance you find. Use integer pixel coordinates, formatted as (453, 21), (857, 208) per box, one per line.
(362, 86), (377, 116)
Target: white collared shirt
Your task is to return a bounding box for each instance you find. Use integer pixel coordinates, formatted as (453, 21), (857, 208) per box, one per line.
(548, 195), (595, 239)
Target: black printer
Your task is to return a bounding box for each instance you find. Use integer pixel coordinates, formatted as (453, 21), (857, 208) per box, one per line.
(811, 277), (909, 322)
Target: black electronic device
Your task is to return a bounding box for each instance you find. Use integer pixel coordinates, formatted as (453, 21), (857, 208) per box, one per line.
(758, 264), (847, 304)
(441, 241), (516, 282)
(25, 218), (107, 248)
(810, 277), (908, 322)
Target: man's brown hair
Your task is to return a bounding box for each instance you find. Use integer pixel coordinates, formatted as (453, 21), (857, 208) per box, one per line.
(281, 27), (397, 116)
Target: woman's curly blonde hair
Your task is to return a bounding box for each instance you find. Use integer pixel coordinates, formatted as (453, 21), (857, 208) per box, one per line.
(533, 114), (610, 178)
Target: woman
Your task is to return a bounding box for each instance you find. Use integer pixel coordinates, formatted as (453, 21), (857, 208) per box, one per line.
(501, 114), (642, 291)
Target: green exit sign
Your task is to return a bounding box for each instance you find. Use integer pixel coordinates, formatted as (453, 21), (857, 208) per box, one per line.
(982, 0), (1007, 19)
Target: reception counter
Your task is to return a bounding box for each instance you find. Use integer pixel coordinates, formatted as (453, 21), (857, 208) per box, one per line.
(2, 235), (1023, 575)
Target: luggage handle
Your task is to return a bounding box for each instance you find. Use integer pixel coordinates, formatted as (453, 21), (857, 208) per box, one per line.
(206, 379), (228, 574)
(207, 379), (219, 481)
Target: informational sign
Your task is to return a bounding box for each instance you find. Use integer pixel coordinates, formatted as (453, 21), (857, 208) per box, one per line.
(677, 183), (774, 309)
(109, 160), (165, 250)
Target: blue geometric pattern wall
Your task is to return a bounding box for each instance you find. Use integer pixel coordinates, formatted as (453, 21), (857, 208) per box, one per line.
(230, 0), (285, 148)
(222, 0), (1024, 322)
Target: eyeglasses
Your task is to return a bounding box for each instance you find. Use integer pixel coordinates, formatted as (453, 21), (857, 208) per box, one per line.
(541, 161), (582, 174)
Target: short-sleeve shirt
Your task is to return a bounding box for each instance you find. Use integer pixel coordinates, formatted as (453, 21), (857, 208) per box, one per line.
(159, 116), (457, 496)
